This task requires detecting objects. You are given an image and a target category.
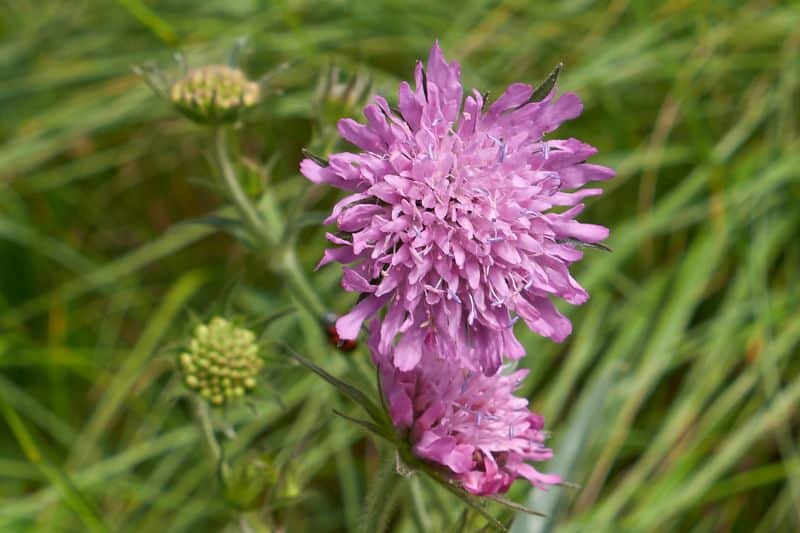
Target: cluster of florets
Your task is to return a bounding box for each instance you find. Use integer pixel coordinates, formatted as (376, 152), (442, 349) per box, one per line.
(303, 42), (614, 495)
(170, 65), (260, 124)
(180, 317), (262, 406)
(303, 44), (613, 377)
(373, 330), (561, 495)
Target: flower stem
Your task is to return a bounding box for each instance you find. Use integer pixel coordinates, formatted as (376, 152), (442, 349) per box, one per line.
(193, 400), (272, 532)
(361, 451), (401, 533)
(194, 397), (222, 463)
(409, 476), (431, 531)
(215, 128), (273, 249)
(276, 248), (327, 318)
(213, 127), (327, 320)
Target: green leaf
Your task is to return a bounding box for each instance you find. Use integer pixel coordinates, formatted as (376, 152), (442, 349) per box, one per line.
(531, 63), (563, 102)
(331, 409), (395, 443)
(486, 495), (546, 517)
(282, 345), (389, 428)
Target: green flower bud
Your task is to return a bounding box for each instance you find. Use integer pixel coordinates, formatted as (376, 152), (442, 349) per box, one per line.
(179, 317), (263, 406)
(170, 65), (260, 125)
(223, 452), (301, 510)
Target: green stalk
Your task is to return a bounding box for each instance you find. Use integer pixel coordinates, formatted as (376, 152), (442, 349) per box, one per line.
(213, 127), (327, 320)
(409, 476), (432, 531)
(193, 399), (272, 532)
(215, 128), (273, 249)
(194, 398), (222, 463)
(276, 248), (327, 318)
(361, 451), (400, 533)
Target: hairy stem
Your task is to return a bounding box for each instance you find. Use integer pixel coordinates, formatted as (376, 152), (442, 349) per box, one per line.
(194, 397), (222, 464)
(409, 476), (432, 531)
(276, 248), (327, 318)
(215, 128), (273, 248)
(361, 451), (400, 533)
(214, 127), (327, 320)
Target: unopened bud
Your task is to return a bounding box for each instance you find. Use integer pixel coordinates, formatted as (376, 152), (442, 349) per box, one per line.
(223, 452), (301, 510)
(170, 65), (260, 124)
(179, 317), (263, 406)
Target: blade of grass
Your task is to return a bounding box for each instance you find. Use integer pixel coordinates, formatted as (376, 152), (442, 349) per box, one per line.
(0, 399), (108, 533)
(69, 270), (207, 467)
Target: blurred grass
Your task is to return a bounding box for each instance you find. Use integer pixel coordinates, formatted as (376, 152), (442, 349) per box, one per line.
(1, 0), (799, 531)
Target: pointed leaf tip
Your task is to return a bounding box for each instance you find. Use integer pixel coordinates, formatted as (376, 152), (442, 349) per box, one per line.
(331, 409), (395, 443)
(531, 62), (563, 102)
(301, 149), (329, 167)
(486, 495), (547, 517)
(282, 345), (387, 425)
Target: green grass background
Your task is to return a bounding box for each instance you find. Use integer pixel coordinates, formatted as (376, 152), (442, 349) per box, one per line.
(1, 0), (799, 531)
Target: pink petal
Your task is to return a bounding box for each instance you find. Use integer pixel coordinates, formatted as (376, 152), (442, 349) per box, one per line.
(393, 327), (424, 371)
(488, 83), (533, 115)
(337, 118), (385, 152)
(341, 268), (375, 293)
(336, 294), (388, 340)
(559, 163), (616, 188)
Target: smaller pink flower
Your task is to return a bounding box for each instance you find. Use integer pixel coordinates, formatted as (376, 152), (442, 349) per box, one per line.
(372, 327), (561, 496)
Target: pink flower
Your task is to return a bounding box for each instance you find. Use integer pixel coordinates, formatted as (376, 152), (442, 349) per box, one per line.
(302, 42), (614, 374)
(372, 329), (561, 496)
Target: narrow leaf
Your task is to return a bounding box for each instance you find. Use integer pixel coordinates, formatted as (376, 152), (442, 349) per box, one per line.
(557, 238), (612, 252)
(283, 345), (387, 426)
(301, 149), (329, 167)
(332, 409), (395, 443)
(530, 63), (563, 102)
(486, 495), (547, 517)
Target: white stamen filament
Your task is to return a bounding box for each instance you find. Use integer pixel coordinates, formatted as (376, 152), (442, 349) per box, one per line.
(468, 294), (477, 325)
(447, 289), (462, 304)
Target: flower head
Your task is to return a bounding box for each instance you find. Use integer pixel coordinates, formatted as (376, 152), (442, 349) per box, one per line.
(302, 42), (614, 374)
(180, 317), (263, 405)
(170, 65), (260, 124)
(372, 330), (560, 496)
